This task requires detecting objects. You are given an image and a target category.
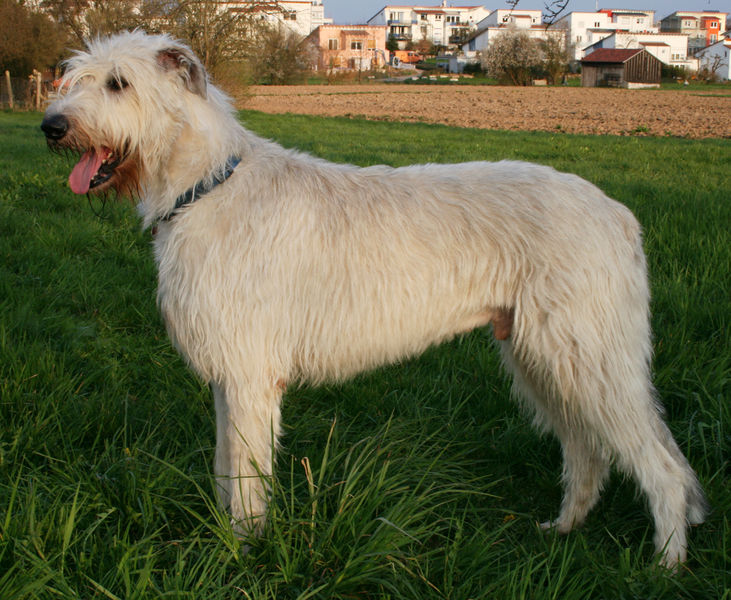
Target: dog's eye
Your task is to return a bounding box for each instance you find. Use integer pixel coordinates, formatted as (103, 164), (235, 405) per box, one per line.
(106, 76), (129, 92)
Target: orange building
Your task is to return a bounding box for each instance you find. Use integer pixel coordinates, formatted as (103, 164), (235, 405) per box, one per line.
(306, 25), (388, 71)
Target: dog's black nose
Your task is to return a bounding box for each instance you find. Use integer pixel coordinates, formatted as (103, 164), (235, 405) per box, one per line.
(40, 114), (69, 140)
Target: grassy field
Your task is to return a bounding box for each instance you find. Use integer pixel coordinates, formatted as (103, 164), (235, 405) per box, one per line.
(0, 109), (728, 599)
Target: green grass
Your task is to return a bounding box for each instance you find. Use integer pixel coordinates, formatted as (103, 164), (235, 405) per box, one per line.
(1, 109), (729, 599)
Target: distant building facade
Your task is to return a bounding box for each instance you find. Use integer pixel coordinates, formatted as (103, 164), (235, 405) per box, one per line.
(461, 9), (565, 57)
(660, 11), (727, 54)
(554, 9), (657, 61)
(228, 0), (332, 37)
(306, 24), (388, 71)
(367, 2), (489, 48)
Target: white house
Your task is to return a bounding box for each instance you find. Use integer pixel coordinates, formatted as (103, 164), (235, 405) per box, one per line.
(695, 39), (731, 80)
(229, 0), (332, 37)
(461, 10), (564, 58)
(584, 31), (696, 71)
(367, 2), (490, 47)
(481, 8), (542, 28)
(555, 9), (657, 61)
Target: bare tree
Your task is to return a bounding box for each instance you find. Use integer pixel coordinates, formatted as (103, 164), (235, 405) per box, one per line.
(698, 49), (728, 82)
(502, 0), (570, 28)
(543, 0), (570, 27)
(248, 24), (313, 84)
(40, 0), (142, 47)
(30, 1), (317, 88)
(146, 1), (297, 80)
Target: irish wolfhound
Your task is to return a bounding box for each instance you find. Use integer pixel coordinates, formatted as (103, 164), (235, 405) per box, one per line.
(41, 31), (705, 567)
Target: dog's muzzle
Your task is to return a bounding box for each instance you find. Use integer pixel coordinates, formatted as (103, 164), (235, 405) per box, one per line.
(41, 114), (69, 141)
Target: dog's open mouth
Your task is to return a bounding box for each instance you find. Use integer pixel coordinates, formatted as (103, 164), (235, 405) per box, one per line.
(69, 146), (125, 194)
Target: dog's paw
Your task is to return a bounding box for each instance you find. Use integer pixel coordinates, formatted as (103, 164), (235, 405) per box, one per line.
(539, 519), (573, 534)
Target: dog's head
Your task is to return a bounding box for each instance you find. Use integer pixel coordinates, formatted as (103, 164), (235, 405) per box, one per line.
(40, 30), (208, 197)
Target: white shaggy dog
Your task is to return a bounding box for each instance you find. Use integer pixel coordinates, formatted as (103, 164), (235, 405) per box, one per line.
(41, 31), (705, 567)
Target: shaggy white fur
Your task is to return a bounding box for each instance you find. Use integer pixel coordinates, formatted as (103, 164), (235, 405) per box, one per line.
(41, 31), (706, 568)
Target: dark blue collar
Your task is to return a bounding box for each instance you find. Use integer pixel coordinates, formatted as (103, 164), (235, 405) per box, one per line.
(162, 155), (240, 222)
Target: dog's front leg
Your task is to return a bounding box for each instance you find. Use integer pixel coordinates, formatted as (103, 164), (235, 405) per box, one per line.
(211, 378), (282, 535)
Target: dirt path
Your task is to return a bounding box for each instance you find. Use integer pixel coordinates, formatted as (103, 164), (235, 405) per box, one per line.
(241, 84), (730, 139)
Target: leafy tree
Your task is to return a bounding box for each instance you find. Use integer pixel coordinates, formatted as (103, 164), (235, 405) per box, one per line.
(0, 0), (65, 74)
(539, 33), (571, 85)
(385, 33), (399, 53)
(480, 27), (541, 86)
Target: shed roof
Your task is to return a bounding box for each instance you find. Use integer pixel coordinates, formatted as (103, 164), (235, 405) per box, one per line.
(581, 48), (644, 64)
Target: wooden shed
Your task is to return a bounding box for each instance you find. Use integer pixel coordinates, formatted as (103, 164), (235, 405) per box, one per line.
(581, 48), (662, 88)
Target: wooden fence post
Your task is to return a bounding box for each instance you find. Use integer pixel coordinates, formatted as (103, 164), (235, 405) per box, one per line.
(35, 70), (42, 111)
(4, 70), (13, 109)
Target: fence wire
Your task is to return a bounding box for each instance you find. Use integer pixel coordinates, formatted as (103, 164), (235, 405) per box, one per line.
(1, 73), (54, 110)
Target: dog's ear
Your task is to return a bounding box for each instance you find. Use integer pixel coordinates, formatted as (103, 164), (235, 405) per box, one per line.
(157, 46), (207, 98)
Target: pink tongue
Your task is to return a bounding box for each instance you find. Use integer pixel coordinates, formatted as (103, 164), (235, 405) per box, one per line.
(69, 149), (105, 194)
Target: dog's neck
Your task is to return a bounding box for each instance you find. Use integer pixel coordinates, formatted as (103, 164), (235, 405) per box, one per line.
(138, 93), (250, 228)
(159, 154), (241, 222)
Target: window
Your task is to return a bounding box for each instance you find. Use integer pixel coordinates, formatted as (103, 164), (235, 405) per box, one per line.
(351, 41), (363, 50)
(594, 21), (601, 27)
(328, 38), (338, 50)
(421, 14), (427, 20)
(284, 11), (296, 20)
(435, 14), (441, 20)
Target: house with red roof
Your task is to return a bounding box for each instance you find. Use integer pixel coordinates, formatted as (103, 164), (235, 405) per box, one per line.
(583, 31), (697, 71)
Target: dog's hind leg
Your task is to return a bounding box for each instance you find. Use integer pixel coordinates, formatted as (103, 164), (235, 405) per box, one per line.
(504, 314), (705, 567)
(543, 429), (610, 534)
(499, 341), (610, 533)
(212, 377), (282, 535)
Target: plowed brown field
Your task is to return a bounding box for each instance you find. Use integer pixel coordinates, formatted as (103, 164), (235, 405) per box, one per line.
(242, 84), (730, 139)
